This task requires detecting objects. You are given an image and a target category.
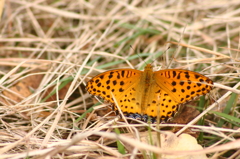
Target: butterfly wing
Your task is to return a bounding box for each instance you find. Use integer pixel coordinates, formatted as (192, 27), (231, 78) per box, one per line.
(86, 69), (144, 115)
(143, 82), (179, 121)
(153, 69), (213, 104)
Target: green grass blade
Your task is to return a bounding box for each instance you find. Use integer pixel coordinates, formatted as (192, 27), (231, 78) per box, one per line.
(75, 102), (100, 123)
(217, 93), (238, 127)
(114, 127), (126, 154)
(213, 111), (240, 127)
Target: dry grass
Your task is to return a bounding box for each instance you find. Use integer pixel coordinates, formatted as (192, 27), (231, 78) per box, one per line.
(0, 0), (240, 158)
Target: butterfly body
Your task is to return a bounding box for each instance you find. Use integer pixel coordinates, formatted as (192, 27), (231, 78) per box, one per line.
(86, 64), (213, 122)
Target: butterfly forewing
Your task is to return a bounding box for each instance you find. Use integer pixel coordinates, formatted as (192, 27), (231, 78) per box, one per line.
(86, 69), (143, 114)
(154, 69), (213, 104)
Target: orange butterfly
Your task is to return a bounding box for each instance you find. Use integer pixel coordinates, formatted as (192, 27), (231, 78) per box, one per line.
(86, 64), (213, 122)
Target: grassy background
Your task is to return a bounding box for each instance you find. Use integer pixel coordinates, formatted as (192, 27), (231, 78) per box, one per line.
(0, 0), (240, 158)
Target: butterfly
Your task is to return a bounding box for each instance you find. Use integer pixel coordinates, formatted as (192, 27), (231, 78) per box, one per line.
(86, 64), (213, 122)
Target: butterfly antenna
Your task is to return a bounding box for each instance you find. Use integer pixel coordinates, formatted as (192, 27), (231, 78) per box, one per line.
(150, 46), (171, 67)
(130, 45), (148, 67)
(166, 25), (187, 68)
